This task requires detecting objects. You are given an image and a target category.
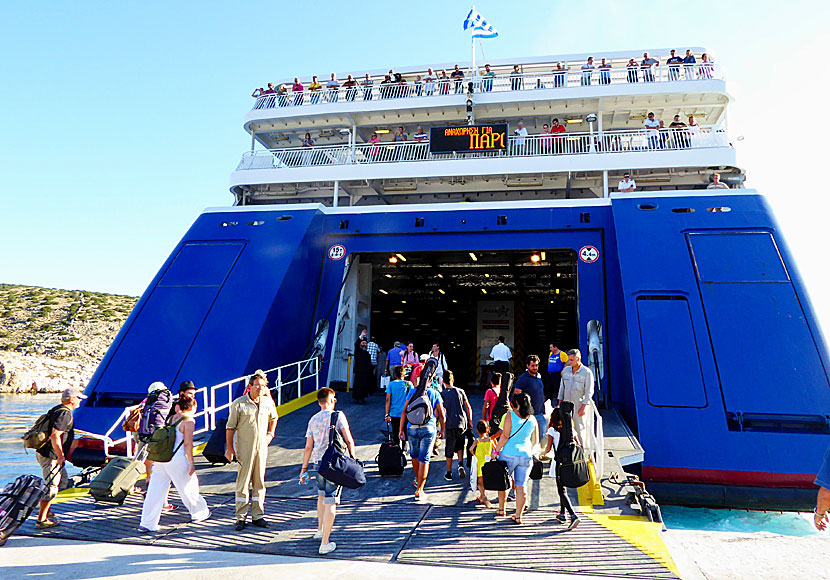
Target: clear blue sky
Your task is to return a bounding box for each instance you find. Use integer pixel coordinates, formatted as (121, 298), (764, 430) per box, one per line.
(3, 1), (829, 322)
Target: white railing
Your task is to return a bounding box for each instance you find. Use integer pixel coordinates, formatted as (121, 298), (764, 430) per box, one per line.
(77, 356), (321, 459)
(236, 126), (728, 170)
(582, 403), (605, 480)
(251, 62), (723, 111)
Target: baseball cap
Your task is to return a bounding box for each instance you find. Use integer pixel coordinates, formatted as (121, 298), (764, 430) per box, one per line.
(147, 381), (167, 394)
(63, 387), (87, 400)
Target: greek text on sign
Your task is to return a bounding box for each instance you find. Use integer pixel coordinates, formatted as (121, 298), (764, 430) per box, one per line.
(579, 246), (599, 263)
(429, 123), (508, 154)
(328, 245), (346, 260)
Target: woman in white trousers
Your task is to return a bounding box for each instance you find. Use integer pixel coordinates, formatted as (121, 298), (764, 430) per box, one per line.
(139, 397), (210, 532)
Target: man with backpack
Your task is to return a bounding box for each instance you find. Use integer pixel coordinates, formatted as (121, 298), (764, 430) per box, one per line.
(225, 371), (278, 530)
(34, 387), (85, 529)
(441, 371), (473, 481)
(399, 358), (446, 500)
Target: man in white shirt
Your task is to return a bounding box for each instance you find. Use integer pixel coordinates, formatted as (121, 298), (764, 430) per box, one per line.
(618, 173), (636, 193)
(644, 112), (662, 149)
(489, 336), (512, 375)
(513, 121), (528, 155)
(413, 126), (428, 143)
(707, 173), (730, 189)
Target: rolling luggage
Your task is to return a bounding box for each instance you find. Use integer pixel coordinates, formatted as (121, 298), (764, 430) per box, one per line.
(89, 452), (146, 504)
(0, 472), (52, 546)
(376, 425), (406, 476)
(202, 419), (229, 465)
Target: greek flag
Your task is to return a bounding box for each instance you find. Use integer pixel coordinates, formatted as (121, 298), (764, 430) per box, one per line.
(463, 7), (499, 39)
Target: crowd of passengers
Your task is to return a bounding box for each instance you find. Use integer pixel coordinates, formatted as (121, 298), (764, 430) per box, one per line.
(251, 49), (716, 105)
(294, 112), (709, 156)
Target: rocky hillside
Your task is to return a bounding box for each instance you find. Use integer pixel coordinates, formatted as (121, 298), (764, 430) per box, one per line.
(0, 284), (137, 393)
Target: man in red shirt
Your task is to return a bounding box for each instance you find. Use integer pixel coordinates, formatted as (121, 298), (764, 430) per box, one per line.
(551, 118), (566, 154)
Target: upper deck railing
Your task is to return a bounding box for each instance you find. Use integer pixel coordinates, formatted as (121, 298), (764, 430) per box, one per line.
(251, 62), (723, 111)
(236, 126), (728, 171)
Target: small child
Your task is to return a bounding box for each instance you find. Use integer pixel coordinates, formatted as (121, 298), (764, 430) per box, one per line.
(469, 420), (493, 508)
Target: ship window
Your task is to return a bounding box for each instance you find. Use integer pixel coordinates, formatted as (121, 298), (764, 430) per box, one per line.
(220, 221), (238, 227)
(415, 217), (425, 227)
(339, 219), (350, 229)
(497, 215), (508, 225)
(277, 215), (293, 221)
(247, 220), (265, 226)
(637, 204), (658, 211)
(706, 206), (731, 213)
(671, 208), (695, 213)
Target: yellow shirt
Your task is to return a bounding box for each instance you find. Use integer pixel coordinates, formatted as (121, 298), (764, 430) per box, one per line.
(474, 438), (493, 477)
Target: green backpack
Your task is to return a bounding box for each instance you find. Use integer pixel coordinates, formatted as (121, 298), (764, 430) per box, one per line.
(146, 418), (184, 462)
(22, 408), (55, 450)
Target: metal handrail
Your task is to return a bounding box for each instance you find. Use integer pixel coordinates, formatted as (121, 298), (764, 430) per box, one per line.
(78, 356), (321, 459)
(582, 403), (605, 480)
(251, 62), (724, 110)
(237, 126), (728, 170)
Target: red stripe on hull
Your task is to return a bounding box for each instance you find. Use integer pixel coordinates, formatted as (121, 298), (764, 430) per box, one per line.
(643, 466), (817, 489)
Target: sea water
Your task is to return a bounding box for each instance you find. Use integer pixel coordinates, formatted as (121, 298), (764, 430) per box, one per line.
(661, 505), (822, 537)
(0, 393), (80, 487)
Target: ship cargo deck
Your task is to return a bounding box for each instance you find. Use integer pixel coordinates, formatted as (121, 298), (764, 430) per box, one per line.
(20, 393), (677, 579)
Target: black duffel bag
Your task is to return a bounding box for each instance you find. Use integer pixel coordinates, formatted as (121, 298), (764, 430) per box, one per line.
(556, 441), (590, 488)
(481, 458), (510, 491)
(319, 411), (366, 489)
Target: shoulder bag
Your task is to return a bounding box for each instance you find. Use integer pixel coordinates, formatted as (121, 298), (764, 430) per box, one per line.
(318, 411), (366, 489)
(481, 417), (529, 491)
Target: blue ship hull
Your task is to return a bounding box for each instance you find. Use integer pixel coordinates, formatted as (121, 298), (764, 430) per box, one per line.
(74, 191), (830, 508)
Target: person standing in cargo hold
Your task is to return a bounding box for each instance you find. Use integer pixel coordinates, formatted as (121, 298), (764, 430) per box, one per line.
(546, 344), (568, 405)
(489, 336), (512, 375)
(225, 370), (278, 531)
(558, 349), (595, 445)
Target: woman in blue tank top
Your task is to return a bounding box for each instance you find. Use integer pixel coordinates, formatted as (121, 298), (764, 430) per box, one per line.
(493, 392), (538, 522)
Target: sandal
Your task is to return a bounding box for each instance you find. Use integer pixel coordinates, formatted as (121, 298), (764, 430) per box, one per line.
(36, 519), (60, 530)
(510, 514), (524, 525)
(496, 509), (505, 517)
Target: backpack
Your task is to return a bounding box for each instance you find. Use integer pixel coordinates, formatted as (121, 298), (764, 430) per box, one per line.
(145, 418), (184, 462)
(138, 389), (173, 441)
(22, 406), (58, 450)
(406, 358), (438, 426)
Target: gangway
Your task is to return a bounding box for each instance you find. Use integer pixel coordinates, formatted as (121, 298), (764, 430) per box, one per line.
(75, 356), (321, 459)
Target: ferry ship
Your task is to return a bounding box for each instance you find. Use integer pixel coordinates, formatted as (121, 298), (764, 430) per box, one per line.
(73, 49), (830, 509)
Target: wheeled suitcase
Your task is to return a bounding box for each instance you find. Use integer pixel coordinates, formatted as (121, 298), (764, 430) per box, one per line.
(376, 425), (406, 476)
(89, 454), (146, 504)
(202, 419), (229, 465)
(0, 473), (51, 546)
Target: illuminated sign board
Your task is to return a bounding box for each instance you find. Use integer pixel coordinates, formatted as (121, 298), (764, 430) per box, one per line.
(428, 124), (508, 154)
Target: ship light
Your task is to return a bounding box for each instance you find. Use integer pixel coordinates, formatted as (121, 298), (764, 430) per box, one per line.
(379, 289), (389, 295)
(566, 118), (583, 124)
(481, 288), (487, 294)
(395, 253), (407, 262)
(401, 300), (407, 304)
(469, 252), (478, 261)
(530, 253), (541, 263)
(438, 289), (446, 295)
(389, 256), (398, 264)
(385, 274), (393, 278)
(556, 288), (560, 294)
(541, 252), (546, 261)
(375, 128), (390, 134)
(452, 299), (458, 303)
(485, 273), (490, 278)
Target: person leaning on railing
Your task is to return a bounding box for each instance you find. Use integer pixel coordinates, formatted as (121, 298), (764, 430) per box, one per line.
(309, 76), (323, 104)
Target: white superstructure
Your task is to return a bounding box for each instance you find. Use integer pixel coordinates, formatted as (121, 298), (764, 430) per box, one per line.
(231, 49), (739, 206)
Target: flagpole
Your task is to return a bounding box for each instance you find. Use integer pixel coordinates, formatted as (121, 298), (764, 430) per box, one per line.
(470, 6), (476, 82)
